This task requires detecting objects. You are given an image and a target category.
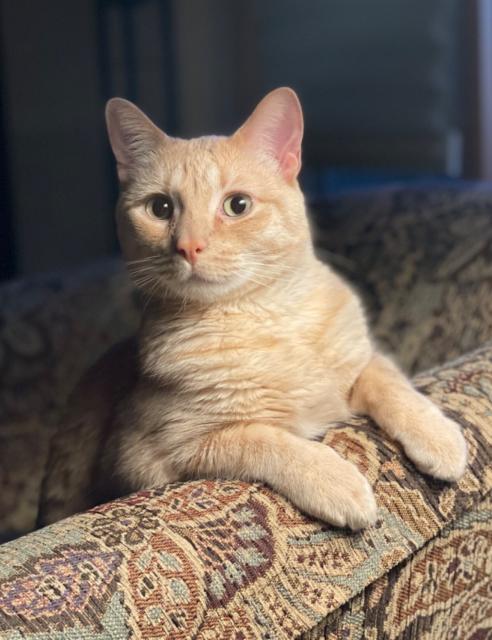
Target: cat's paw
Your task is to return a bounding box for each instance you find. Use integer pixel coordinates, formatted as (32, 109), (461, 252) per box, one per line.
(401, 413), (467, 482)
(296, 461), (378, 531)
(333, 469), (378, 531)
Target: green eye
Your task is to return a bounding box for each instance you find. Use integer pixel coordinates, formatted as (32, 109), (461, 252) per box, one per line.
(147, 194), (174, 220)
(223, 194), (252, 217)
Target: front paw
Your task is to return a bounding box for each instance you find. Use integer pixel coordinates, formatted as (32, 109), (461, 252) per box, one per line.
(333, 468), (378, 531)
(401, 413), (467, 482)
(294, 460), (378, 531)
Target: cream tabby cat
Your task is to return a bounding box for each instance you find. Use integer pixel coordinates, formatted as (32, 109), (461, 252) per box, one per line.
(39, 88), (467, 530)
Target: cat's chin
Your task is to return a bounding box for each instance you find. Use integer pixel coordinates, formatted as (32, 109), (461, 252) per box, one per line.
(187, 272), (222, 286)
(167, 272), (246, 304)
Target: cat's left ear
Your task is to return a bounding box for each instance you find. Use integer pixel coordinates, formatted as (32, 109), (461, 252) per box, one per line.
(233, 87), (303, 182)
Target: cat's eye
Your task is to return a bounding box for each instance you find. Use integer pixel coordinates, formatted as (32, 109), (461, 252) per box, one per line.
(147, 194), (174, 220)
(223, 194), (252, 217)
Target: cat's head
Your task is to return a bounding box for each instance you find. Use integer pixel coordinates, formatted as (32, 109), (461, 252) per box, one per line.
(106, 87), (311, 304)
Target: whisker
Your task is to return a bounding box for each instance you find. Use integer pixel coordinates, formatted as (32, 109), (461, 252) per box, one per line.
(127, 254), (174, 268)
(126, 256), (161, 266)
(129, 268), (160, 280)
(242, 259), (299, 273)
(141, 277), (163, 313)
(243, 266), (298, 282)
(131, 273), (155, 284)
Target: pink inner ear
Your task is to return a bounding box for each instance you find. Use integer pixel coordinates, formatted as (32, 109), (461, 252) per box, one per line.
(282, 151), (301, 181)
(237, 88), (304, 181)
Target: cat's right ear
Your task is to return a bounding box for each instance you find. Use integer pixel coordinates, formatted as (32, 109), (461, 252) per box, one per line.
(105, 98), (167, 182)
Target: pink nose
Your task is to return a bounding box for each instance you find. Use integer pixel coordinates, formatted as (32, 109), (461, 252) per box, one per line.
(176, 238), (206, 265)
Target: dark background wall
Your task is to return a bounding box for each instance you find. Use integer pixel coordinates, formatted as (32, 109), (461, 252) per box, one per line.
(0, 0), (490, 280)
(1, 1), (112, 277)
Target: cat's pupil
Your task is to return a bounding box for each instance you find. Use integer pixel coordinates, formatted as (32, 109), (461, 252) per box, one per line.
(151, 195), (174, 219)
(231, 196), (247, 214)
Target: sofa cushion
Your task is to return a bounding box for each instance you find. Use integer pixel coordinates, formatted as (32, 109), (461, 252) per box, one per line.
(0, 262), (139, 536)
(313, 184), (492, 373)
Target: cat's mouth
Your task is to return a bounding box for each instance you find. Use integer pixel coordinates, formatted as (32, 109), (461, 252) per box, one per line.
(177, 259), (229, 286)
(180, 266), (248, 299)
(167, 258), (245, 299)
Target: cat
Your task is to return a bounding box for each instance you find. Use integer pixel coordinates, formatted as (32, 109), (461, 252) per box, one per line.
(38, 87), (467, 530)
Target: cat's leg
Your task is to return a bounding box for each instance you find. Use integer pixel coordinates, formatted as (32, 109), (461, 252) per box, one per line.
(176, 424), (377, 530)
(350, 353), (467, 481)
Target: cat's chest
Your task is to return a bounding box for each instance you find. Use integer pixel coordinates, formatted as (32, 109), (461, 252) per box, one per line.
(141, 305), (353, 390)
(138, 297), (370, 433)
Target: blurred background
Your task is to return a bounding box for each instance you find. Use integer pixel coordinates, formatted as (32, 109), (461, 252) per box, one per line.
(0, 0), (491, 281)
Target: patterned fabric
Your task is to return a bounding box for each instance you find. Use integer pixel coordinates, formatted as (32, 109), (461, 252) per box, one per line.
(302, 493), (492, 639)
(0, 341), (491, 638)
(312, 184), (492, 373)
(0, 262), (139, 537)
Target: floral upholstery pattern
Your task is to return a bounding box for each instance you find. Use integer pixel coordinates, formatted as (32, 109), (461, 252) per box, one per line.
(0, 185), (491, 638)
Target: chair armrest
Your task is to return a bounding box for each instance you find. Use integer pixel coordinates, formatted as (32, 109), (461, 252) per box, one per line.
(0, 343), (491, 637)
